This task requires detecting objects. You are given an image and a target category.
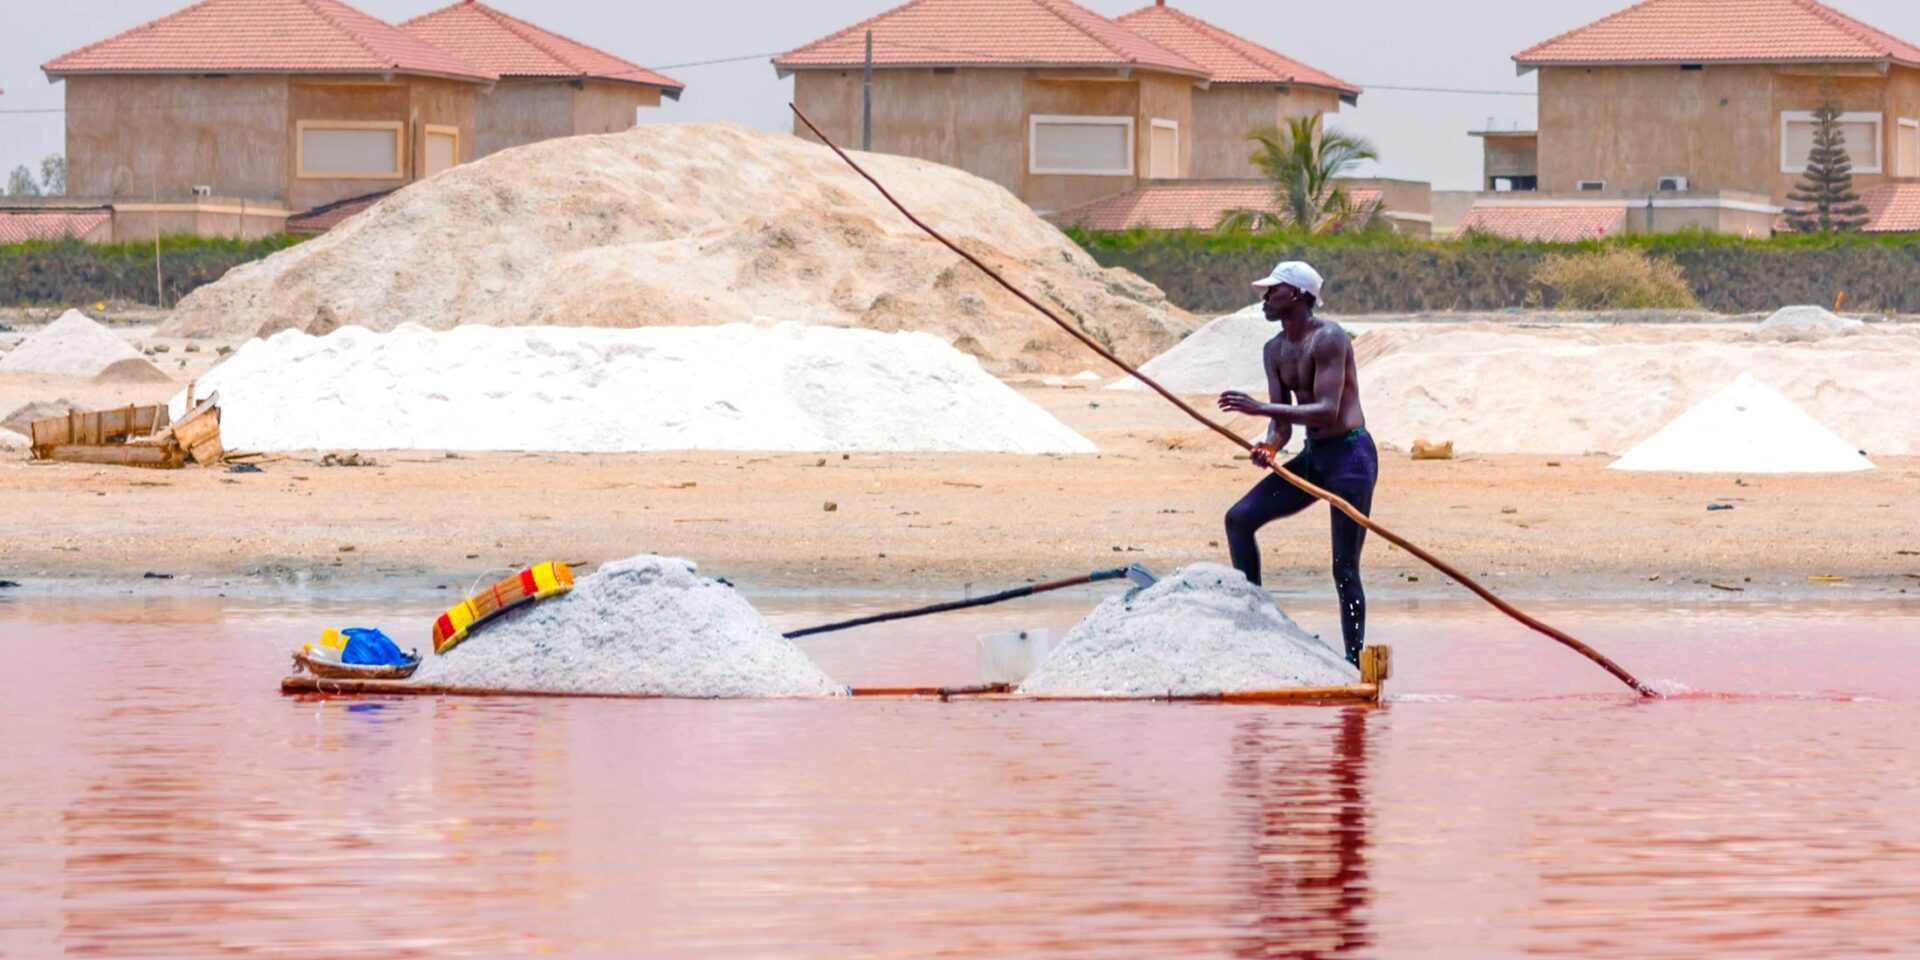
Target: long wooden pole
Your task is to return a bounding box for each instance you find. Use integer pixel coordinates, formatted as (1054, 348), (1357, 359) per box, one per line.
(785, 567), (1131, 639)
(789, 103), (1657, 698)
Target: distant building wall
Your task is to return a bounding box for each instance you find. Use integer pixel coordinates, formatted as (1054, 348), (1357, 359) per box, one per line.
(65, 75), (291, 203)
(1537, 63), (1920, 206)
(1478, 133), (1538, 187)
(285, 78), (477, 212)
(574, 81), (660, 136)
(1537, 64), (1779, 197)
(1189, 85), (1340, 179)
(790, 67), (1025, 197)
(792, 66), (1201, 212)
(1430, 190), (1479, 237)
(474, 82), (576, 158)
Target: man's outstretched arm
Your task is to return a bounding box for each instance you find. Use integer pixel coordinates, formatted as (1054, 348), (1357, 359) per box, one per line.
(1220, 334), (1348, 428)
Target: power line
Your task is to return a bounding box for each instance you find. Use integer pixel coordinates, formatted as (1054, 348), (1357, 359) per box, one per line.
(1361, 83), (1535, 97)
(651, 51), (783, 70)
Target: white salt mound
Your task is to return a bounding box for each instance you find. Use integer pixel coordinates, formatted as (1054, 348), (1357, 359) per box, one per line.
(1017, 564), (1356, 696)
(0, 311), (161, 379)
(1609, 373), (1873, 473)
(1110, 305), (1274, 395)
(411, 555), (842, 697)
(0, 428), (27, 452)
(1357, 321), (1920, 456)
(160, 123), (1193, 375)
(3, 399), (86, 437)
(1755, 305), (1864, 342)
(169, 321), (1094, 454)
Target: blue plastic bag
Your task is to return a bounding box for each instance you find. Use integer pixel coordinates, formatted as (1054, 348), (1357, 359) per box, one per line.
(340, 627), (411, 666)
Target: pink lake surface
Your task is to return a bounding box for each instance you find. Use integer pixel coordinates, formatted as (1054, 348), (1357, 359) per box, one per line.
(2, 588), (1917, 958)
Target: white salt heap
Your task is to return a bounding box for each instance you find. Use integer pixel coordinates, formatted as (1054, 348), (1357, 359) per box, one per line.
(160, 122), (1193, 375)
(170, 321), (1095, 454)
(1609, 373), (1873, 473)
(1110, 305), (1273, 395)
(1755, 305), (1864, 342)
(0, 310), (165, 380)
(1357, 321), (1920, 456)
(1017, 564), (1356, 696)
(411, 555), (842, 697)
(1108, 311), (1920, 456)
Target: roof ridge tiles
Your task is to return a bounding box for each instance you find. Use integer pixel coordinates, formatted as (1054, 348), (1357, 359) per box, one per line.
(774, 0), (1208, 77)
(40, 0), (216, 73)
(1516, 0), (1920, 67)
(467, 2), (582, 74)
(1030, 0), (1165, 67)
(302, 0), (394, 72)
(43, 0), (496, 81)
(1513, 0), (1663, 64)
(1120, 3), (1358, 94)
(1787, 0), (1920, 61)
(402, 0), (681, 90)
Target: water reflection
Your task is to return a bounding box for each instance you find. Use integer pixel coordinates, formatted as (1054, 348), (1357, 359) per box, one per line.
(7, 597), (1920, 958)
(1233, 707), (1372, 959)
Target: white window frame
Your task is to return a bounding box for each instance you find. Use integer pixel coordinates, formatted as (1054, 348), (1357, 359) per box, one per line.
(1576, 180), (1607, 191)
(1898, 118), (1920, 178)
(1780, 111), (1883, 175)
(296, 120), (406, 180)
(1028, 114), (1135, 177)
(1148, 118), (1180, 179)
(424, 124), (461, 177)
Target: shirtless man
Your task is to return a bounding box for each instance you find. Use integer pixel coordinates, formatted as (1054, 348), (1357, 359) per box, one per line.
(1216, 261), (1377, 666)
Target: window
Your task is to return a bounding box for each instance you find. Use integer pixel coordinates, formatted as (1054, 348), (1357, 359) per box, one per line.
(1781, 111), (1882, 174)
(297, 121), (405, 180)
(1029, 115), (1134, 176)
(1576, 180), (1607, 191)
(1148, 119), (1179, 179)
(425, 125), (459, 177)
(1899, 119), (1920, 179)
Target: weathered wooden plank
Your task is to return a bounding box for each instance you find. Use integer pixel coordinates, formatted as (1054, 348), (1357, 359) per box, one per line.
(42, 444), (186, 469)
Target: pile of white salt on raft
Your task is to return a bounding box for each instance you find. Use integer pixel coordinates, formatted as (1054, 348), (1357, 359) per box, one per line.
(411, 555), (841, 697)
(1018, 564), (1356, 696)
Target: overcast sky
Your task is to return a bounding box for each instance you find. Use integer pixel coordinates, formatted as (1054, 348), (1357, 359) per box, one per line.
(7, 0), (1920, 191)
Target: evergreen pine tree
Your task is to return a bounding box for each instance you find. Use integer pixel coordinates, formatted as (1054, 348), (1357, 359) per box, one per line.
(1785, 77), (1870, 233)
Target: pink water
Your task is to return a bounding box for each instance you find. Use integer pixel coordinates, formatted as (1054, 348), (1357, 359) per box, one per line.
(3, 589), (1918, 958)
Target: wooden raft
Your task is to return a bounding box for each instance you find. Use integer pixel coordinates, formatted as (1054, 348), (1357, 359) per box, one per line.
(280, 646), (1393, 705)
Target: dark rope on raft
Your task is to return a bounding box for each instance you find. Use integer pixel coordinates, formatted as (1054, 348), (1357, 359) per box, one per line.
(788, 102), (1657, 699)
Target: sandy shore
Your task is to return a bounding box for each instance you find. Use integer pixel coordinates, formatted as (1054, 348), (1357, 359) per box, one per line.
(3, 374), (1915, 601)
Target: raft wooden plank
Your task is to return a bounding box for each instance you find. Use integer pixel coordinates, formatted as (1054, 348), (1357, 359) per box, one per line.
(283, 677), (1379, 704)
(283, 675), (669, 699)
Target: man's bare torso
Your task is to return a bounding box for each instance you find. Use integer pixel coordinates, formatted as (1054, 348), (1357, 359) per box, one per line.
(1265, 318), (1366, 441)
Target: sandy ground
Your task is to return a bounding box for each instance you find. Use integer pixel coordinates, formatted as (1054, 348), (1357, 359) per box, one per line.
(3, 363), (1916, 601)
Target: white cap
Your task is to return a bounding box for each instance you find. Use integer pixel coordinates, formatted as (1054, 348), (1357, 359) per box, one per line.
(1252, 260), (1325, 303)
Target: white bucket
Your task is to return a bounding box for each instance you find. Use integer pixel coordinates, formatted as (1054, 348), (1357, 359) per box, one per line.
(977, 628), (1050, 685)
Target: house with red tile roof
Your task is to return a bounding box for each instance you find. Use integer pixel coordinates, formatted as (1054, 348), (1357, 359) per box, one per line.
(1463, 0), (1920, 239)
(777, 0), (1358, 215)
(402, 1), (683, 159)
(39, 0), (494, 239)
(22, 0), (682, 242)
(1115, 2), (1358, 180)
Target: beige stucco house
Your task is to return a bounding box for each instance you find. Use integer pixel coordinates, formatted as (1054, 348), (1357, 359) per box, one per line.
(402, 1), (684, 160)
(18, 0), (681, 242)
(778, 0), (1363, 217)
(1464, 0), (1920, 238)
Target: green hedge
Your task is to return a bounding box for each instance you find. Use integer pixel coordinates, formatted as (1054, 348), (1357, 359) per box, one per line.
(1, 235), (303, 307)
(1067, 228), (1920, 314)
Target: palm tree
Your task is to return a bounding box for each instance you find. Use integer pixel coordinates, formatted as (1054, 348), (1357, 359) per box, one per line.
(1218, 116), (1380, 235)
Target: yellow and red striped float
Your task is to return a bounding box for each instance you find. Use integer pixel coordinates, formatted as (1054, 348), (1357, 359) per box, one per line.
(433, 561), (574, 654)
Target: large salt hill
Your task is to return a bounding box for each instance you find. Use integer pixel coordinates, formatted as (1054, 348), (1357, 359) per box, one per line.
(161, 122), (1194, 375)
